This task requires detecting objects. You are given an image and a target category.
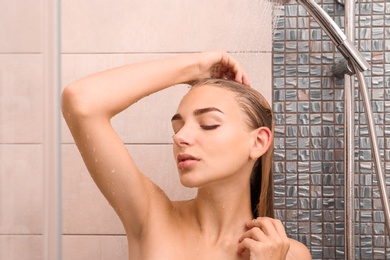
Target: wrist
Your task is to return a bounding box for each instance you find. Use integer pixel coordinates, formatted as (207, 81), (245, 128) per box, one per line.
(169, 53), (202, 84)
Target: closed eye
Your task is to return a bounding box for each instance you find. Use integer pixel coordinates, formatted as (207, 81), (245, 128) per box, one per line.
(200, 125), (220, 130)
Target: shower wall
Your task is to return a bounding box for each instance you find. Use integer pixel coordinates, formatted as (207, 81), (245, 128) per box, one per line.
(272, 0), (390, 259)
(0, 0), (45, 259)
(61, 0), (274, 259)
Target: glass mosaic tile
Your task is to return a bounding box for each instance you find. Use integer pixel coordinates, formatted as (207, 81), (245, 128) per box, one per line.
(360, 3), (372, 14)
(360, 16), (372, 27)
(372, 15), (384, 26)
(372, 27), (384, 39)
(373, 3), (385, 14)
(386, 16), (390, 26)
(360, 28), (372, 39)
(272, 0), (390, 258)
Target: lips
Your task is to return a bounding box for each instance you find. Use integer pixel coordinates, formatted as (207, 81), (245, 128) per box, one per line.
(177, 153), (198, 162)
(177, 153), (200, 170)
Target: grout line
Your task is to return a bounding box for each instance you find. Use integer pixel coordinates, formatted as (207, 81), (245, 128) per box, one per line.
(60, 51), (273, 55)
(60, 142), (173, 145)
(62, 234), (126, 236)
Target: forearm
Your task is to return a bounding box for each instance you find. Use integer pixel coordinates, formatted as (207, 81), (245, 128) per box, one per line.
(62, 53), (198, 120)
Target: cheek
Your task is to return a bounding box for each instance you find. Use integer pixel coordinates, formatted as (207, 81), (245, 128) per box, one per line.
(172, 145), (177, 161)
(204, 128), (251, 161)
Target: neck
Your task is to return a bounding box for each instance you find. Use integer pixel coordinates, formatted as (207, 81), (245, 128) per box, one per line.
(191, 182), (253, 242)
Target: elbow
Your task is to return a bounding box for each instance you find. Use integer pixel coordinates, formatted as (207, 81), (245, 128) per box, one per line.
(61, 83), (91, 122)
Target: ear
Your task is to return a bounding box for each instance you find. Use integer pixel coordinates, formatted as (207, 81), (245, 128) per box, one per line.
(249, 126), (272, 160)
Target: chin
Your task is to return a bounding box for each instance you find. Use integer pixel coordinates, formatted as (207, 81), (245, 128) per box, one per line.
(178, 173), (203, 188)
(179, 179), (199, 188)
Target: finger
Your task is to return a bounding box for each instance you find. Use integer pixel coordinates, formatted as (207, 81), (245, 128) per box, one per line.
(247, 217), (288, 241)
(232, 64), (250, 85)
(217, 51), (250, 85)
(235, 70), (251, 86)
(245, 217), (261, 229)
(241, 72), (250, 86)
(237, 237), (258, 254)
(219, 52), (244, 81)
(234, 70), (243, 83)
(246, 217), (275, 236)
(226, 60), (243, 82)
(239, 226), (267, 243)
(226, 70), (238, 81)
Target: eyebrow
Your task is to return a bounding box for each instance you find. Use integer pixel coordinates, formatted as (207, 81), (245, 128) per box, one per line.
(171, 107), (224, 121)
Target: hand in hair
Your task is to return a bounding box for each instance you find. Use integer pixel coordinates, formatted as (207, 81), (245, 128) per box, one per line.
(190, 50), (250, 85)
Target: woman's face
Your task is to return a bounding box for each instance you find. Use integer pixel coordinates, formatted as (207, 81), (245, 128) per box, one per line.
(171, 85), (256, 188)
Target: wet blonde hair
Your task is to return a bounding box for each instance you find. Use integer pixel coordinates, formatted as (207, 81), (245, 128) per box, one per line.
(192, 78), (274, 218)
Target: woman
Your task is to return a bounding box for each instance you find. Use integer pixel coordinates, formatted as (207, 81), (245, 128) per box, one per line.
(62, 50), (311, 259)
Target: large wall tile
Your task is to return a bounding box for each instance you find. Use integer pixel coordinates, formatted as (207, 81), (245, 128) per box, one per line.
(0, 235), (43, 260)
(62, 144), (124, 234)
(62, 0), (272, 53)
(235, 52), (273, 104)
(0, 0), (41, 52)
(0, 145), (44, 234)
(0, 54), (43, 143)
(62, 235), (127, 260)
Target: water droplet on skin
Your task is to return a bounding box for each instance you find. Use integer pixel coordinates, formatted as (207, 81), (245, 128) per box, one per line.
(111, 169), (116, 174)
(86, 134), (90, 139)
(94, 158), (98, 162)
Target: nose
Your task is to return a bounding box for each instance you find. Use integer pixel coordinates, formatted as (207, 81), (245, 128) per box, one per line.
(173, 125), (194, 148)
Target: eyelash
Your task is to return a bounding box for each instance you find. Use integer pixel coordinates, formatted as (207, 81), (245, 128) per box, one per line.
(171, 124), (220, 136)
(200, 125), (220, 130)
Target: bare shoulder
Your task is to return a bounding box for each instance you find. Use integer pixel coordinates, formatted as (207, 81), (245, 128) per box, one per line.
(286, 238), (312, 260)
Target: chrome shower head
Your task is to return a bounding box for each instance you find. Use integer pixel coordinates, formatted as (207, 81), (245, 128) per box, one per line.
(273, 0), (370, 72)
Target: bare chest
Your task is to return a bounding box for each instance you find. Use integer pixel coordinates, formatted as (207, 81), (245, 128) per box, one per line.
(128, 232), (250, 260)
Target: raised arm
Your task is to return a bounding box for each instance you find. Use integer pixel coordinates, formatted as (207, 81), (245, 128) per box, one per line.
(61, 50), (249, 239)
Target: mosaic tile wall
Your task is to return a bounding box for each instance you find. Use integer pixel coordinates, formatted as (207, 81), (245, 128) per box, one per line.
(272, 0), (390, 258)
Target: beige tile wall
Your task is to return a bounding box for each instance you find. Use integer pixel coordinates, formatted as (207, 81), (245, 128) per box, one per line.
(0, 0), (45, 258)
(61, 0), (273, 53)
(0, 0), (41, 53)
(0, 58), (45, 256)
(1, 0), (274, 259)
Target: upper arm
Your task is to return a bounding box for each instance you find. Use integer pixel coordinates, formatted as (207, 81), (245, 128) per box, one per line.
(62, 85), (170, 238)
(287, 238), (312, 260)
